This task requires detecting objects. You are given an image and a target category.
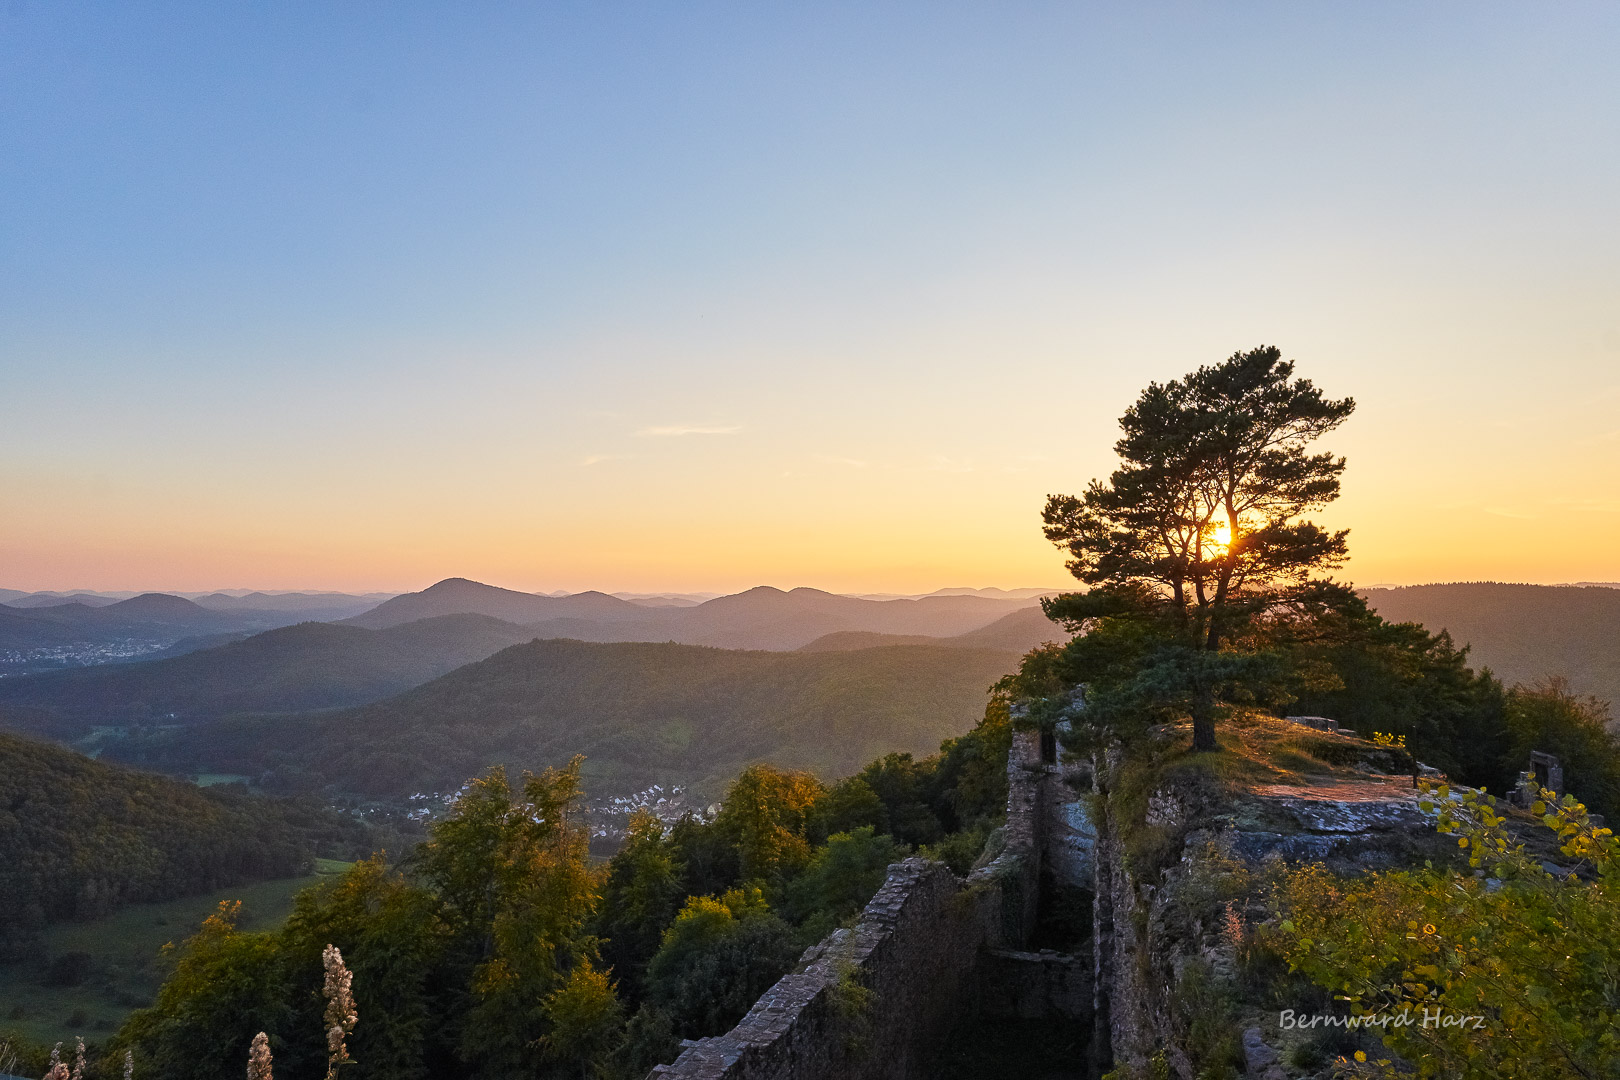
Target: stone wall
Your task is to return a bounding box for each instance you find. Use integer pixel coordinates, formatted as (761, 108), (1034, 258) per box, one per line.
(647, 730), (1050, 1080)
(977, 947), (1092, 1020)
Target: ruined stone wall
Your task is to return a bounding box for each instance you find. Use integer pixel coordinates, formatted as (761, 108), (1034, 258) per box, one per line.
(965, 726), (1047, 943)
(978, 947), (1092, 1020)
(648, 730), (1048, 1080)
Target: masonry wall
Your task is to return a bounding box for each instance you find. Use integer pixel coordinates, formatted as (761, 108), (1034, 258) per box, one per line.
(647, 730), (1049, 1080)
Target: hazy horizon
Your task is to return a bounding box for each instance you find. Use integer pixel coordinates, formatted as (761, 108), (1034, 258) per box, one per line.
(5, 576), (1619, 601)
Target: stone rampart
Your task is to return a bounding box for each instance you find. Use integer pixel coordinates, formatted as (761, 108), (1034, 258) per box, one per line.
(647, 730), (1049, 1080)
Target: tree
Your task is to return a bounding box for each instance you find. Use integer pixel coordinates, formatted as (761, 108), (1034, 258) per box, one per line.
(644, 888), (799, 1038)
(1041, 346), (1355, 750)
(596, 810), (687, 999)
(1273, 597), (1513, 788)
(710, 766), (822, 887)
(110, 902), (293, 1080)
(783, 827), (909, 932)
(540, 959), (625, 1079)
(412, 759), (609, 1079)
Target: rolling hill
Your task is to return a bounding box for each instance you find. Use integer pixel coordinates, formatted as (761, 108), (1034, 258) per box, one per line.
(101, 638), (1023, 800)
(345, 578), (648, 628)
(4, 592), (124, 608)
(797, 605), (1067, 655)
(1363, 583), (1620, 711)
(188, 590), (387, 619)
(0, 613), (540, 732)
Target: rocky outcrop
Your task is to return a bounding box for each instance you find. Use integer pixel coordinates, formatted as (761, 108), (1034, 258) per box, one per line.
(1226, 776), (1443, 869)
(1091, 731), (1454, 1080)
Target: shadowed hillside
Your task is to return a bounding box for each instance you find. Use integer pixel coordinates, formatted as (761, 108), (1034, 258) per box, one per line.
(797, 605), (1067, 654)
(1364, 583), (1620, 712)
(0, 613), (539, 732)
(101, 639), (1020, 800)
(0, 731), (372, 959)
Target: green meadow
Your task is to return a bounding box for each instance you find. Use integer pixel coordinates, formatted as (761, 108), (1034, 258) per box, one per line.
(0, 861), (351, 1049)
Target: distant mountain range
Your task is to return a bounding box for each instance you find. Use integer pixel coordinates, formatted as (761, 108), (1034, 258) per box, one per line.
(1363, 583), (1620, 711)
(4, 576), (1614, 807)
(0, 593), (262, 647)
(0, 579), (1047, 736)
(344, 577), (1040, 649)
(98, 638), (1028, 800)
(0, 588), (390, 612)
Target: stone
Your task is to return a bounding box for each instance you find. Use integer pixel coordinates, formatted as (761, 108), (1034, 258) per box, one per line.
(1241, 1027), (1289, 1079)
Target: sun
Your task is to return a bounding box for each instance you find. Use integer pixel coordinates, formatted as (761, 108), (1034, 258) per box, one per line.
(1211, 520), (1233, 551)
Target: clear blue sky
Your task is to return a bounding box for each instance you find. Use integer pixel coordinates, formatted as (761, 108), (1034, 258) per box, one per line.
(3, 3), (1618, 592)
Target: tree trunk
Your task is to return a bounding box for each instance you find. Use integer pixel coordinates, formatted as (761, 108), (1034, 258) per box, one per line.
(1191, 686), (1219, 752)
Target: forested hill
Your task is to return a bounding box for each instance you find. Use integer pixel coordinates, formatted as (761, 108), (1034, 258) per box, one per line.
(0, 613), (538, 734)
(113, 639), (1021, 800)
(797, 606), (1064, 654)
(0, 731), (373, 959)
(1363, 584), (1620, 710)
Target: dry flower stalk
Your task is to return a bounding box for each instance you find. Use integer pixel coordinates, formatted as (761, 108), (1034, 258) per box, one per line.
(247, 1031), (273, 1080)
(43, 1043), (67, 1080)
(322, 944), (357, 1080)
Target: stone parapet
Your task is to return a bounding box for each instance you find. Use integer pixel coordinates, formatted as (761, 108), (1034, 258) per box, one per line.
(647, 729), (1050, 1080)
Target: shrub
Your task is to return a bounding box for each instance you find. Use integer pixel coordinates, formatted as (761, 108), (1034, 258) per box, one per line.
(1276, 781), (1619, 1078)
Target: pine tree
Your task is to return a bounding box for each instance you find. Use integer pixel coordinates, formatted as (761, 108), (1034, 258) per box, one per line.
(1042, 346), (1354, 750)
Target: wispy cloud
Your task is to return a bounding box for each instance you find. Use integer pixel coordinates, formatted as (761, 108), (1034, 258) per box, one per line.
(637, 424), (740, 437)
(1550, 496), (1620, 513)
(579, 454), (631, 466)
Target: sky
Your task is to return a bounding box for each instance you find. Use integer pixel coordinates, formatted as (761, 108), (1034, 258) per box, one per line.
(2, 3), (1618, 595)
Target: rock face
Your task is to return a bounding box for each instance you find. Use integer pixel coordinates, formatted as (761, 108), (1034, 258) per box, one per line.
(1092, 738), (1454, 1080)
(1226, 776), (1442, 870)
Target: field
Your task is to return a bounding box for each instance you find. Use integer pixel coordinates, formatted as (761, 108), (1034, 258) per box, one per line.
(0, 861), (351, 1049)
